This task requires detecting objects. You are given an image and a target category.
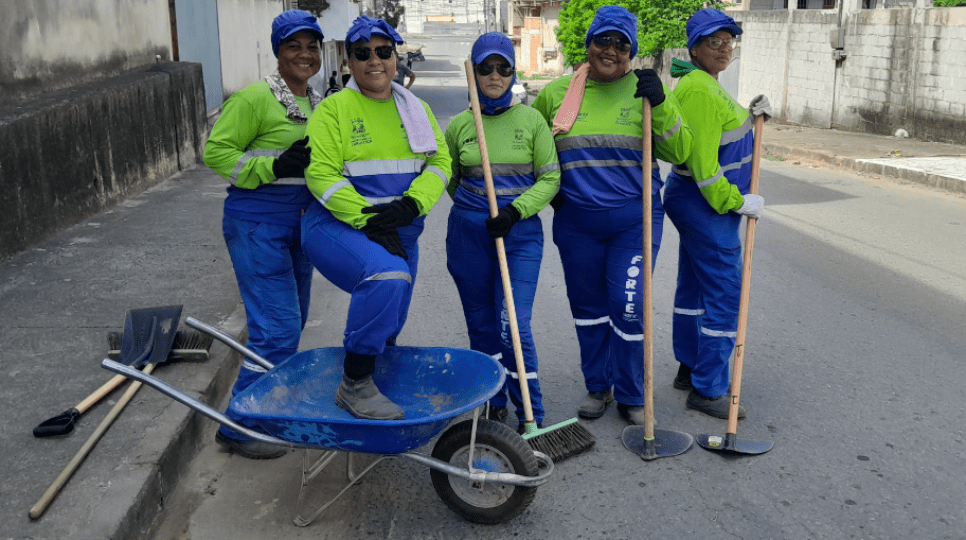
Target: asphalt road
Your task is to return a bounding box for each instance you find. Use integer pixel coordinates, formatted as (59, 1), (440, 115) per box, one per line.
(146, 36), (966, 540)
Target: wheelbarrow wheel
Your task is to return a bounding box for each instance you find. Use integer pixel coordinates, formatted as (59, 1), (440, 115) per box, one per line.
(430, 419), (538, 524)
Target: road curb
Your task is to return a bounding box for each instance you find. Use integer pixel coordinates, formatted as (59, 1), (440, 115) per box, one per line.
(762, 142), (966, 195)
(115, 304), (247, 539)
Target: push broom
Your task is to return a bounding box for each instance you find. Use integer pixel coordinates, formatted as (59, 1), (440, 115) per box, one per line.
(620, 99), (694, 460)
(464, 60), (594, 462)
(695, 114), (773, 456)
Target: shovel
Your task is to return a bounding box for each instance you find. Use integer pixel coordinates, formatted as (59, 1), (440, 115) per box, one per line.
(33, 329), (211, 437)
(29, 305), (183, 520)
(696, 115), (774, 456)
(621, 99), (694, 460)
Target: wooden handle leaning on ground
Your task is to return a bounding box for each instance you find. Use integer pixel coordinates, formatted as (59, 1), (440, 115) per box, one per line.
(641, 99), (656, 439)
(462, 60), (536, 425)
(29, 363), (156, 520)
(727, 114), (766, 434)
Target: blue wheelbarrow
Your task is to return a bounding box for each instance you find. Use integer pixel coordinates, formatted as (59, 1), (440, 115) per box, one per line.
(101, 317), (553, 526)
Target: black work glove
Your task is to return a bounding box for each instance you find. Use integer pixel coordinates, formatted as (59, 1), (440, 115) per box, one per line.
(272, 136), (311, 179)
(485, 204), (522, 238)
(361, 196), (420, 230)
(361, 222), (408, 260)
(549, 192), (565, 212)
(633, 69), (666, 108)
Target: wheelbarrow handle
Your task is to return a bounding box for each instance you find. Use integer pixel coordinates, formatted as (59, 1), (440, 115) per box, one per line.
(99, 359), (305, 449)
(185, 317), (274, 371)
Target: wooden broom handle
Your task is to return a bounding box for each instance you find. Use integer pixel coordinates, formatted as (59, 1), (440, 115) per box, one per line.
(463, 60), (535, 424)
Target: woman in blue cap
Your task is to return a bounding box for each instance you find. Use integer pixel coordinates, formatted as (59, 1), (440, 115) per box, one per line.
(531, 5), (693, 426)
(301, 16), (450, 420)
(663, 8), (771, 419)
(203, 10), (324, 459)
(444, 32), (560, 433)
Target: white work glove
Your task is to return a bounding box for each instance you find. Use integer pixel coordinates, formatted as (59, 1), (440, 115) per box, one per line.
(736, 194), (765, 219)
(749, 94), (772, 122)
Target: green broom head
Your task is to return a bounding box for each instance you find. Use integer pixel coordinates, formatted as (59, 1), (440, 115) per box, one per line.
(522, 417), (595, 462)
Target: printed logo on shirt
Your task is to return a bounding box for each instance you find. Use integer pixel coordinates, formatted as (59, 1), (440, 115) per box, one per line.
(615, 107), (636, 127)
(512, 129), (526, 150)
(350, 118), (372, 146)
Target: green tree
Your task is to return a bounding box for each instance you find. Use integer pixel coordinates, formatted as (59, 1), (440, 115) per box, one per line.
(555, 0), (726, 65)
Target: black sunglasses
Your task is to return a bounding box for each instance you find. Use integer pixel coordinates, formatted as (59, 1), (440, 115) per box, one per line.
(475, 63), (514, 77)
(352, 45), (395, 61)
(591, 34), (632, 53)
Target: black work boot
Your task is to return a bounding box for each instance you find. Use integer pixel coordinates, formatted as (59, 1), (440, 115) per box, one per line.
(673, 363), (693, 390)
(335, 374), (405, 420)
(617, 403), (653, 427)
(487, 405), (509, 422)
(577, 389), (614, 419)
(686, 389), (746, 419)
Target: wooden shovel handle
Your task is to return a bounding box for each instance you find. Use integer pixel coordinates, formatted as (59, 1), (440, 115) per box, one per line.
(29, 363), (156, 520)
(727, 114), (766, 434)
(641, 99), (656, 439)
(76, 373), (127, 413)
(463, 60), (535, 424)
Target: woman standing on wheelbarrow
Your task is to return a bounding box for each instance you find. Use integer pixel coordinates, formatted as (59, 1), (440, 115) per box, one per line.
(531, 5), (693, 427)
(663, 8), (770, 419)
(443, 33), (559, 434)
(203, 10), (324, 459)
(301, 15), (450, 420)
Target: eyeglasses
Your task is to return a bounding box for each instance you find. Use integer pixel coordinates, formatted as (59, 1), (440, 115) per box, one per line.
(591, 35), (632, 53)
(351, 45), (395, 61)
(705, 37), (735, 50)
(475, 63), (514, 77)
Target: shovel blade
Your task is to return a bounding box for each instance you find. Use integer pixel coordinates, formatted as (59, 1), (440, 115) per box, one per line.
(33, 408), (81, 437)
(621, 426), (694, 460)
(696, 433), (773, 455)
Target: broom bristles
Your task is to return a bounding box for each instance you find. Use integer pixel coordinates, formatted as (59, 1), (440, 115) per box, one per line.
(108, 329), (214, 361)
(522, 417), (595, 462)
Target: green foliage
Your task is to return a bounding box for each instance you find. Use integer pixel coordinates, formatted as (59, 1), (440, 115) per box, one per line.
(555, 0), (728, 65)
(932, 0), (965, 6)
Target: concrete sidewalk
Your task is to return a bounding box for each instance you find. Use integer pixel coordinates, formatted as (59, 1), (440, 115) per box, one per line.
(1, 107), (964, 540)
(760, 121), (966, 194)
(0, 166), (244, 540)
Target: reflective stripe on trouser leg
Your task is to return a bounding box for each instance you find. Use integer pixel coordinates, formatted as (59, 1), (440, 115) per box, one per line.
(664, 177), (742, 398)
(554, 201), (650, 405)
(301, 204), (422, 362)
(446, 207), (545, 422)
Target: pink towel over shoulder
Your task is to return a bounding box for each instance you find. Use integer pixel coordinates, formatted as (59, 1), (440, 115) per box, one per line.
(552, 64), (590, 137)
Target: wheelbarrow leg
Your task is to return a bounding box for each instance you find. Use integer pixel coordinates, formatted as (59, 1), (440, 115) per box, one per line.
(293, 450), (391, 527)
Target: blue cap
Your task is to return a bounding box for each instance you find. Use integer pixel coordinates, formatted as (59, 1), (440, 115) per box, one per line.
(345, 15), (404, 53)
(270, 10), (324, 58)
(686, 8), (742, 52)
(585, 5), (638, 57)
(472, 32), (515, 66)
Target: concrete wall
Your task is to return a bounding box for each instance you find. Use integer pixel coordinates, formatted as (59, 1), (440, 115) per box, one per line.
(733, 6), (966, 144)
(0, 62), (208, 260)
(216, 0), (284, 97)
(0, 0), (173, 104)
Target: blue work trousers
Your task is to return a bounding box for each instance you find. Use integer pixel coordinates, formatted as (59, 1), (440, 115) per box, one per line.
(301, 203), (422, 369)
(221, 215), (313, 439)
(552, 194), (663, 406)
(663, 175), (742, 398)
(446, 206), (544, 423)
